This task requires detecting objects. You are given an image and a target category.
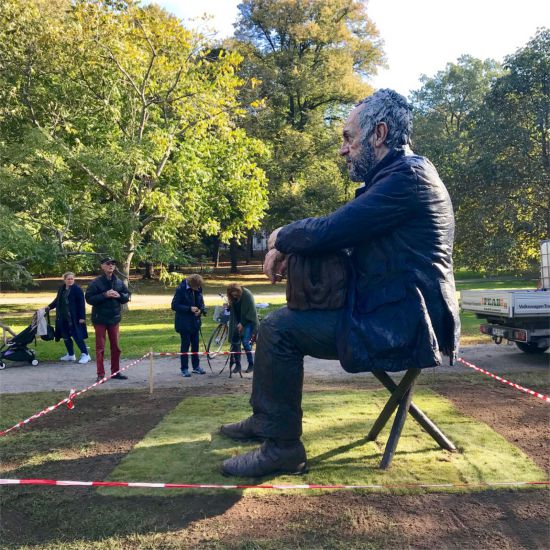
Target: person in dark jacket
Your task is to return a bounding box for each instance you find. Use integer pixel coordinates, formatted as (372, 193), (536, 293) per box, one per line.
(46, 272), (89, 364)
(171, 274), (207, 377)
(226, 284), (259, 374)
(220, 89), (460, 477)
(85, 257), (130, 382)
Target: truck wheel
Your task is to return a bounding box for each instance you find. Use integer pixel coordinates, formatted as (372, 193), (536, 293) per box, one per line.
(515, 342), (549, 354)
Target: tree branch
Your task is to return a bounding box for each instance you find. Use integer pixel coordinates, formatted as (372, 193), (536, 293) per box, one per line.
(98, 41), (142, 98)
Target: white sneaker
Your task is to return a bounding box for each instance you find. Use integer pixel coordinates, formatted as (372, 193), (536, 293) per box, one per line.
(78, 353), (91, 364)
(60, 354), (76, 362)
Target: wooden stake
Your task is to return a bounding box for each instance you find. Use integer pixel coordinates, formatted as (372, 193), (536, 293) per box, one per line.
(148, 349), (154, 395)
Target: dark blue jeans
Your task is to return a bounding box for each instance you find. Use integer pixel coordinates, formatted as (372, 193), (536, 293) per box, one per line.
(251, 307), (342, 441)
(64, 337), (88, 356)
(179, 330), (200, 371)
(230, 323), (255, 368)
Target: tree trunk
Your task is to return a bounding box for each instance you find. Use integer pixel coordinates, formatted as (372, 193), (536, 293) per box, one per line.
(212, 236), (221, 267)
(229, 239), (239, 274)
(142, 261), (154, 279)
(245, 231), (254, 264)
(120, 249), (134, 312)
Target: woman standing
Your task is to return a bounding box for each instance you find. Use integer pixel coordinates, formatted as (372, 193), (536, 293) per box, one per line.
(227, 283), (259, 374)
(171, 273), (207, 377)
(47, 272), (90, 364)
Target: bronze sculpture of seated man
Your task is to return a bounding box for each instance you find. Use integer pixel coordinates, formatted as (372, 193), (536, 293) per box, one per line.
(220, 89), (460, 477)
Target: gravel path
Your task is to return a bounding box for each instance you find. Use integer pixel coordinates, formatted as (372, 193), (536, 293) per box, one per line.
(0, 343), (547, 394)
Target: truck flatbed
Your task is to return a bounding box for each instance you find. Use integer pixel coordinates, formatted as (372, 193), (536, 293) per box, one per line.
(460, 289), (550, 318)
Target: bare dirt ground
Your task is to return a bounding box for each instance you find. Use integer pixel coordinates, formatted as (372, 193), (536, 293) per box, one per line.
(1, 344), (548, 549)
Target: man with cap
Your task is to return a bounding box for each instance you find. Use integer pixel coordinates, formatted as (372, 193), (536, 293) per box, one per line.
(85, 257), (130, 382)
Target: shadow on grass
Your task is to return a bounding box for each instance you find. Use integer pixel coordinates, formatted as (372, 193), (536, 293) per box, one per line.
(1, 453), (242, 547)
(308, 437), (440, 469)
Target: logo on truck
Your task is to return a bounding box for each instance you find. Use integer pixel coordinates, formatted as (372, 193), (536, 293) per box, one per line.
(481, 297), (508, 308)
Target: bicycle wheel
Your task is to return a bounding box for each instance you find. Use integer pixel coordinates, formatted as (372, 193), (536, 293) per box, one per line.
(207, 324), (228, 359)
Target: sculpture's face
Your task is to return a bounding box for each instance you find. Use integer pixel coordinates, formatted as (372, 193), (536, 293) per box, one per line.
(340, 105), (377, 182)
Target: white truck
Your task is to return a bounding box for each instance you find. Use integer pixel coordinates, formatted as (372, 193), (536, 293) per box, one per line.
(460, 241), (550, 354)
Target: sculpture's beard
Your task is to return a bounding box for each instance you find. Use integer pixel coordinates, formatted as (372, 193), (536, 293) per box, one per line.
(348, 141), (377, 182)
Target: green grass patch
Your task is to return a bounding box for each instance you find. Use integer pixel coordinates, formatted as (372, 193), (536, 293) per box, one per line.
(455, 279), (534, 291)
(0, 301), (505, 359)
(0, 301), (284, 362)
(100, 389), (545, 497)
(1, 273), (536, 359)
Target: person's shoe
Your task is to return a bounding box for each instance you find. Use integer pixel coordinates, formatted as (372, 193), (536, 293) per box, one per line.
(220, 416), (266, 442)
(192, 367), (206, 375)
(111, 373), (128, 380)
(222, 440), (307, 477)
(78, 353), (91, 364)
(96, 375), (104, 383)
(244, 365), (254, 374)
(60, 354), (76, 362)
(181, 369), (191, 378)
(231, 364), (241, 374)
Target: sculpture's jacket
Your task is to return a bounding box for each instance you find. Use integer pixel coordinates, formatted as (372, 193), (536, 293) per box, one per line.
(276, 146), (460, 372)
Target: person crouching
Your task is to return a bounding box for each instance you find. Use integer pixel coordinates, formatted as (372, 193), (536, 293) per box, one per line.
(171, 274), (207, 377)
(227, 283), (258, 374)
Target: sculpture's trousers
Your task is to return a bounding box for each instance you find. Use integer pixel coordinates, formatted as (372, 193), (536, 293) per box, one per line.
(251, 307), (342, 441)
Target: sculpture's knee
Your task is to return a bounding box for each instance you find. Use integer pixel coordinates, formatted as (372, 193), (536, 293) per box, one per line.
(257, 307), (289, 344)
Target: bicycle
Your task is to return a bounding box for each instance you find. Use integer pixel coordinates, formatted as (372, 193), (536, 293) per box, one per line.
(206, 299), (231, 359)
(205, 293), (269, 376)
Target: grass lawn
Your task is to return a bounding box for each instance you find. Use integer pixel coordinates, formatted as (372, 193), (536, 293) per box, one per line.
(0, 275), (537, 361)
(100, 389), (545, 497)
(0, 300), (285, 362)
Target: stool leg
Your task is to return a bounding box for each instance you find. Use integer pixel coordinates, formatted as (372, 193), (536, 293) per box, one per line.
(373, 371), (456, 452)
(366, 369), (421, 441)
(380, 378), (417, 469)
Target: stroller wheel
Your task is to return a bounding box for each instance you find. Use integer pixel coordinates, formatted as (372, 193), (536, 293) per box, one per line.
(31, 359), (39, 366)
(0, 361), (5, 370)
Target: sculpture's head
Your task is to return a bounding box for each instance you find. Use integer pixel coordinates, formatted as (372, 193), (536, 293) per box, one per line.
(340, 89), (413, 182)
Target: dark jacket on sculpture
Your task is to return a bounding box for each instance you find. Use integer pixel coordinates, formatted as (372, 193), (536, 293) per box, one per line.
(171, 279), (206, 334)
(48, 284), (88, 342)
(85, 274), (130, 326)
(276, 146), (460, 373)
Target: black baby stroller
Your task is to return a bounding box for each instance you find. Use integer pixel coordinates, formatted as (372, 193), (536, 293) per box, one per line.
(0, 311), (52, 369)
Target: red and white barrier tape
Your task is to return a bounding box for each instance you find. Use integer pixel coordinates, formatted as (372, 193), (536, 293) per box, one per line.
(1, 478), (548, 491)
(0, 353), (150, 437)
(457, 357), (550, 403)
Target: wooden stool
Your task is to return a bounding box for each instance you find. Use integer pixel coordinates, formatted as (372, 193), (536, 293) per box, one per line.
(367, 368), (457, 469)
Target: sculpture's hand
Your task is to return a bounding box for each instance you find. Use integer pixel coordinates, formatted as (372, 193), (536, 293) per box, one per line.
(263, 248), (287, 284)
(267, 227), (283, 251)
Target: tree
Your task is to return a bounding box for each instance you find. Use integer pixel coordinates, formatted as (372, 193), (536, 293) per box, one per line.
(464, 28), (549, 272)
(411, 31), (549, 273)
(0, 0), (268, 281)
(230, 0), (384, 227)
(411, 55), (503, 191)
